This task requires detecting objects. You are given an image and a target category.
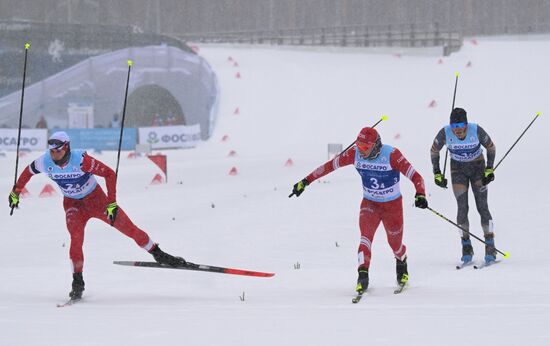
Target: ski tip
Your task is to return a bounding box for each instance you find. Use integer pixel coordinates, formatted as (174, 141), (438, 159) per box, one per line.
(455, 72), (459, 77)
(381, 115), (389, 121)
(536, 112), (541, 117)
(127, 59), (133, 67)
(25, 42), (30, 50)
(503, 252), (511, 259)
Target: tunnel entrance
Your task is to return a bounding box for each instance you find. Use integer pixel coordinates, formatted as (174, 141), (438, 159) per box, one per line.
(125, 85), (185, 127)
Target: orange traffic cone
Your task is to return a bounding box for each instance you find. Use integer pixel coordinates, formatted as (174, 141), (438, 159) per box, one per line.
(150, 174), (165, 185)
(20, 187), (31, 198)
(39, 184), (56, 198)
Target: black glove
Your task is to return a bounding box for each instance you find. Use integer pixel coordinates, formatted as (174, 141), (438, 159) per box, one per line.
(481, 168), (494, 186)
(106, 201), (119, 224)
(289, 178), (309, 198)
(8, 191), (19, 209)
(414, 193), (428, 209)
(433, 169), (448, 188)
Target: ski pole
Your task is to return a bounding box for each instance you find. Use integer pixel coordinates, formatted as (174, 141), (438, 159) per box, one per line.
(427, 207), (510, 258)
(336, 115), (388, 157)
(114, 59), (133, 183)
(10, 43), (30, 216)
(111, 60), (132, 225)
(493, 112), (541, 171)
(442, 72), (459, 181)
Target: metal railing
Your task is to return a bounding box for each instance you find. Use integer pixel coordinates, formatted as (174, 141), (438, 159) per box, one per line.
(175, 23), (462, 56)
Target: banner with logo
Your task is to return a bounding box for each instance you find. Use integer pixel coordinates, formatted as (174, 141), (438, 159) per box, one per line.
(138, 124), (201, 149)
(57, 128), (136, 151)
(0, 129), (48, 151)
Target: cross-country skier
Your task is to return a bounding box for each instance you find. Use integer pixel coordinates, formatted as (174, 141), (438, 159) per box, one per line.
(430, 107), (497, 265)
(290, 127), (428, 294)
(8, 131), (185, 301)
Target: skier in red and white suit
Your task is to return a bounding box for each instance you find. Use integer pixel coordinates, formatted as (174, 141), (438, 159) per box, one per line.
(8, 131), (185, 300)
(290, 127), (428, 293)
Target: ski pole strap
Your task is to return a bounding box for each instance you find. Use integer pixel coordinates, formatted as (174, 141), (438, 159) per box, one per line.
(427, 207), (510, 258)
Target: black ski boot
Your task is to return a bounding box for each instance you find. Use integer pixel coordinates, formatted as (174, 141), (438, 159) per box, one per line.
(396, 257), (409, 286)
(461, 238), (474, 263)
(69, 272), (85, 300)
(484, 233), (497, 264)
(149, 243), (186, 267)
(356, 267), (369, 294)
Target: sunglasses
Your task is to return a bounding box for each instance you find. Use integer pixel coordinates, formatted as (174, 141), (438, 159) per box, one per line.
(450, 122), (466, 129)
(48, 139), (67, 151)
(356, 142), (373, 152)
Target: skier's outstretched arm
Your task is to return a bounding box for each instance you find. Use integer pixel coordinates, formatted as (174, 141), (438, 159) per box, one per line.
(289, 146), (356, 198)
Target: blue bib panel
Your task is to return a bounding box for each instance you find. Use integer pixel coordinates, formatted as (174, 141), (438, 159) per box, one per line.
(355, 144), (401, 202)
(39, 149), (98, 199)
(445, 123), (482, 162)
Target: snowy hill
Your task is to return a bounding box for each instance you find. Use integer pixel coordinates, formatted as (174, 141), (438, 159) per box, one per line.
(1, 36), (549, 345)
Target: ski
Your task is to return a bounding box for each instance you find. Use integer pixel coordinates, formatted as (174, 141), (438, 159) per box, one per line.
(352, 292), (365, 304)
(113, 261), (275, 278)
(474, 260), (501, 270)
(456, 261), (474, 270)
(56, 298), (81, 308)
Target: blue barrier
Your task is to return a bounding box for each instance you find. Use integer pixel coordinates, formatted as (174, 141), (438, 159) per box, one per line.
(57, 128), (137, 151)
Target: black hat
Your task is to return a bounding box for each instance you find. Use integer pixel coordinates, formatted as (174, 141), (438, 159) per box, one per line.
(450, 107), (467, 124)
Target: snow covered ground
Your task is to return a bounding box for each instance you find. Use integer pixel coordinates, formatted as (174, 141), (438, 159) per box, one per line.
(1, 36), (549, 345)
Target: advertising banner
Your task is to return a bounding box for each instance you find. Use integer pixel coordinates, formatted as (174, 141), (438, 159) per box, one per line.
(138, 124), (201, 149)
(58, 128), (137, 151)
(0, 128), (48, 151)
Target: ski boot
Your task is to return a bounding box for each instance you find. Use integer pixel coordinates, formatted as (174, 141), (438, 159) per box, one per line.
(355, 267), (369, 294)
(484, 233), (497, 264)
(461, 238), (474, 264)
(396, 257), (409, 286)
(69, 272), (85, 300)
(149, 243), (187, 267)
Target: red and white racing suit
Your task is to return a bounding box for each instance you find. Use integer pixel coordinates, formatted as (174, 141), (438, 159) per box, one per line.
(14, 152), (154, 273)
(305, 145), (425, 269)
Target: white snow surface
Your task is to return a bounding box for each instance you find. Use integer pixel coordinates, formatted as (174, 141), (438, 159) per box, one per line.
(1, 38), (550, 346)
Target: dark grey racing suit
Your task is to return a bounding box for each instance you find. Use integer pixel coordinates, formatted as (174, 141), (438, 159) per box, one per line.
(430, 124), (496, 243)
